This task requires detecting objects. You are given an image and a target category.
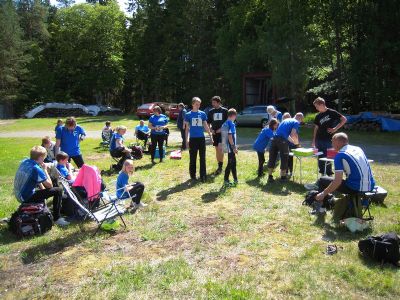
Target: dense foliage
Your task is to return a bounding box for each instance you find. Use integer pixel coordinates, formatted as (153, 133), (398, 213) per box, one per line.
(0, 0), (399, 114)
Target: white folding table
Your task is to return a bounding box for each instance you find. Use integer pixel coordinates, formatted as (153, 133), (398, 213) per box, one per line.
(290, 151), (323, 184)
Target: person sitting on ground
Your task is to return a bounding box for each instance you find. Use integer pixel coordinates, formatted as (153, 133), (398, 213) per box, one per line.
(116, 159), (147, 209)
(41, 136), (56, 163)
(315, 133), (375, 220)
(267, 112), (304, 182)
(55, 116), (86, 168)
(148, 106), (168, 164)
(102, 121), (113, 141)
(14, 146), (69, 226)
(109, 125), (133, 172)
(135, 120), (150, 148)
(253, 118), (279, 177)
(221, 108), (239, 187)
(55, 119), (63, 135)
(56, 151), (76, 183)
(267, 105), (283, 123)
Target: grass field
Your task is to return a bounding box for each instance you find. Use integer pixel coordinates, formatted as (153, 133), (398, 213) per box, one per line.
(0, 117), (399, 299)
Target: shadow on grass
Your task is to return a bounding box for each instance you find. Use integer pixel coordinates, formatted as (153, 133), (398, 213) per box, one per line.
(358, 252), (400, 270)
(317, 222), (373, 242)
(246, 176), (305, 195)
(201, 186), (227, 203)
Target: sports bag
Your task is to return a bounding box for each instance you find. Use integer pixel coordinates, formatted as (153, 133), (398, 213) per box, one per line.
(129, 145), (143, 160)
(9, 203), (53, 238)
(358, 233), (400, 265)
(303, 190), (335, 210)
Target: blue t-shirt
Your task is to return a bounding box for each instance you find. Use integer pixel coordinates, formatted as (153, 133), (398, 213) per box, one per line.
(116, 172), (130, 199)
(109, 133), (124, 151)
(56, 125), (86, 156)
(149, 114), (168, 135)
(56, 164), (69, 179)
(275, 118), (300, 140)
(135, 124), (150, 133)
(14, 159), (47, 202)
(334, 145), (375, 192)
(221, 119), (237, 153)
(55, 124), (62, 133)
(253, 127), (274, 152)
(185, 110), (207, 138)
(276, 111), (283, 122)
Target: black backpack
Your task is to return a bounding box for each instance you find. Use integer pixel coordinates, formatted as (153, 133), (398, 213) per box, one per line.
(9, 203), (53, 238)
(303, 190), (335, 211)
(358, 233), (400, 265)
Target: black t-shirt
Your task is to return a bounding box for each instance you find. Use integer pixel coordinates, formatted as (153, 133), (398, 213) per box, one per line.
(314, 108), (342, 140)
(207, 106), (228, 131)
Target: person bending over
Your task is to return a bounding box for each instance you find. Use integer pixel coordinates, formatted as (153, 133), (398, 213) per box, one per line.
(14, 146), (69, 226)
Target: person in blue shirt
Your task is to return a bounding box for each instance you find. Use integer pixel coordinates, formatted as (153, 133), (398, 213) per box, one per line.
(109, 125), (133, 172)
(177, 103), (187, 150)
(267, 113), (304, 182)
(55, 117), (86, 168)
(315, 133), (375, 220)
(148, 106), (169, 164)
(221, 109), (238, 186)
(267, 105), (283, 123)
(56, 151), (76, 183)
(135, 120), (150, 149)
(116, 160), (146, 209)
(55, 119), (63, 135)
(184, 97), (213, 182)
(253, 118), (279, 177)
(13, 146), (68, 226)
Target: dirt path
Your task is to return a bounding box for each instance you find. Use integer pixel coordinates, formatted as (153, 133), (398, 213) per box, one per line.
(0, 130), (398, 163)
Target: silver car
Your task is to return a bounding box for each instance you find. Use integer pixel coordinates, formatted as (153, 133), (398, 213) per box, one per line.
(236, 105), (270, 127)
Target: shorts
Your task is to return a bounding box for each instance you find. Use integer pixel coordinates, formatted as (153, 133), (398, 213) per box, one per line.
(212, 133), (221, 147)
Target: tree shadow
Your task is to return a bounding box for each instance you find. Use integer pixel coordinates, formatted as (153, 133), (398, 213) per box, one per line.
(246, 176), (305, 196)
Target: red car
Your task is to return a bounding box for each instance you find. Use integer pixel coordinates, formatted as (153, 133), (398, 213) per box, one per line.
(167, 103), (180, 120)
(136, 102), (174, 119)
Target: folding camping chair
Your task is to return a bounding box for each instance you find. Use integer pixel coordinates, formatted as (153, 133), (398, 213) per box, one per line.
(100, 130), (112, 150)
(344, 190), (375, 221)
(58, 175), (127, 235)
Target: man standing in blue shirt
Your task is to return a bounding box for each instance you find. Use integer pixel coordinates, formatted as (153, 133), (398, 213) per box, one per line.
(267, 113), (304, 182)
(177, 103), (187, 150)
(55, 117), (86, 168)
(14, 146), (69, 226)
(184, 97), (213, 182)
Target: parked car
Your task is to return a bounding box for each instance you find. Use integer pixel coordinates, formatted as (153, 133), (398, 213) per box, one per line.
(136, 102), (173, 119)
(235, 105), (287, 127)
(166, 103), (179, 120)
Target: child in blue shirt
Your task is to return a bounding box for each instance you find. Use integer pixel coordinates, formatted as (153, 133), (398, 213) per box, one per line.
(221, 109), (238, 186)
(56, 151), (76, 183)
(253, 118), (279, 177)
(116, 160), (146, 209)
(55, 119), (63, 135)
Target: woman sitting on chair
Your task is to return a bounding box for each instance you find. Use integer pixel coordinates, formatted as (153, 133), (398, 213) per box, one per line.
(109, 125), (132, 172)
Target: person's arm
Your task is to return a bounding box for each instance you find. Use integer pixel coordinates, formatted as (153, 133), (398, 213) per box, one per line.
(185, 121), (190, 148)
(228, 134), (238, 153)
(312, 125), (318, 148)
(316, 171), (343, 201)
(328, 115), (347, 134)
(288, 128), (299, 146)
(55, 139), (61, 155)
(39, 162), (53, 188)
(203, 121), (214, 143)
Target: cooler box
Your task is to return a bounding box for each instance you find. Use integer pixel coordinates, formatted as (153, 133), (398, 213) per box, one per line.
(292, 148), (314, 157)
(327, 148), (338, 159)
(154, 146), (166, 159)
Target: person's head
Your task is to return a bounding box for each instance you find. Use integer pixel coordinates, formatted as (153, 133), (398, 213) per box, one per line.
(105, 121), (111, 127)
(121, 159), (134, 175)
(332, 132), (349, 151)
(227, 108), (237, 121)
(269, 118), (279, 130)
(266, 105), (277, 115)
(57, 119), (63, 126)
(56, 151), (69, 165)
(65, 117), (77, 130)
(313, 97), (327, 112)
(139, 120), (145, 126)
(282, 112), (291, 120)
(30, 146), (47, 163)
(115, 125), (127, 135)
(192, 97), (201, 110)
(153, 106), (162, 115)
(41, 136), (52, 148)
(211, 96), (222, 108)
(294, 112), (304, 123)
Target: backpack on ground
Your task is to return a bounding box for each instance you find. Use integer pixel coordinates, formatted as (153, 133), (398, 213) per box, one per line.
(9, 203), (53, 238)
(129, 145), (143, 160)
(358, 233), (400, 265)
(303, 190), (335, 210)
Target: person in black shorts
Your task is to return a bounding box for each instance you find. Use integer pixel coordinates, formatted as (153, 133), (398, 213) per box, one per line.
(312, 97), (347, 176)
(207, 96), (228, 174)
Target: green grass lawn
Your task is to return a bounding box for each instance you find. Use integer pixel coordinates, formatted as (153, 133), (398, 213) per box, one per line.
(0, 120), (399, 299)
